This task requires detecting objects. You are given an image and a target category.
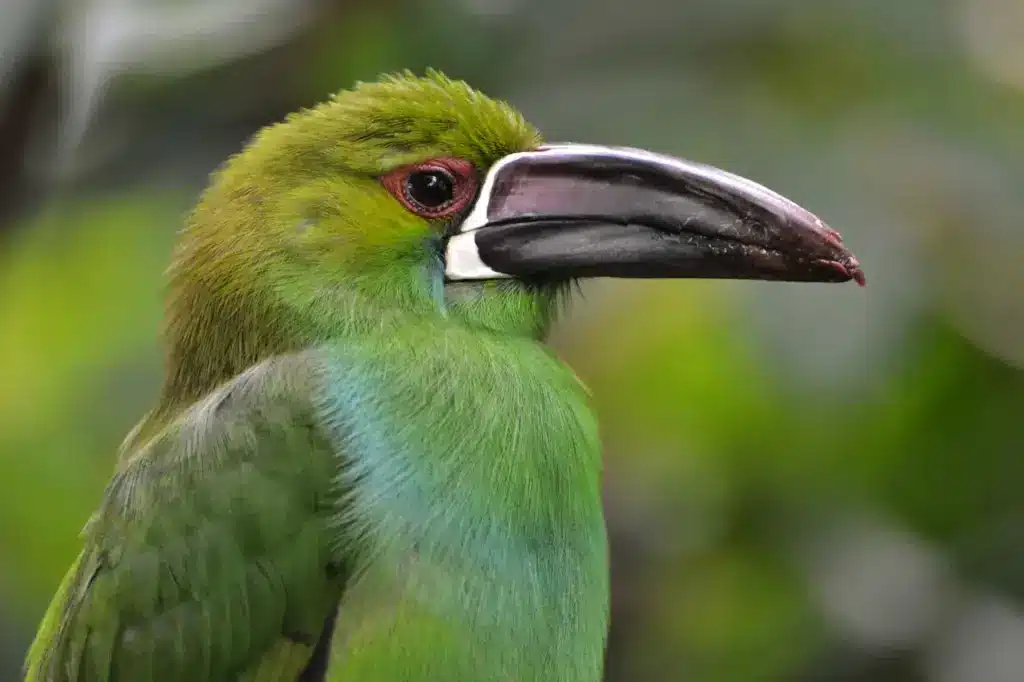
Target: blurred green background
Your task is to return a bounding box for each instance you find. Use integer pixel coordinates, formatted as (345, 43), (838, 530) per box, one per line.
(1, 1), (1023, 681)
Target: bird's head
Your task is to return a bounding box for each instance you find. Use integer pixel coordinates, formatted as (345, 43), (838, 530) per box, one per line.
(163, 71), (863, 404)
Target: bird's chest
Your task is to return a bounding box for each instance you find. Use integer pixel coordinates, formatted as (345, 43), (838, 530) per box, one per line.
(319, 344), (608, 681)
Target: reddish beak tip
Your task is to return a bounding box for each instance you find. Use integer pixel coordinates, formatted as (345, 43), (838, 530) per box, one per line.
(813, 257), (867, 286)
(824, 227), (845, 246)
(846, 256), (867, 287)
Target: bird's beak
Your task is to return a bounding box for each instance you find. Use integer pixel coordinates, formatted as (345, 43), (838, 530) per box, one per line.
(444, 144), (864, 285)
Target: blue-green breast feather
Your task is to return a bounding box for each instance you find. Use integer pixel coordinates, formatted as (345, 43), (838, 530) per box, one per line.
(317, 322), (608, 681)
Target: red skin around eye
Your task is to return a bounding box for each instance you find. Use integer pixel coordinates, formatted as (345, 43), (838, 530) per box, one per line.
(381, 157), (478, 219)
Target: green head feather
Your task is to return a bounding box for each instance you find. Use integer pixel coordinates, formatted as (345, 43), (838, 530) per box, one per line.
(161, 71), (552, 411)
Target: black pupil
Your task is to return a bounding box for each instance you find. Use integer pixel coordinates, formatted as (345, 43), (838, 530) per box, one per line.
(406, 170), (455, 209)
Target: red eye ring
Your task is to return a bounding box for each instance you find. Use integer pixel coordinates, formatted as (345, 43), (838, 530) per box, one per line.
(382, 158), (477, 219)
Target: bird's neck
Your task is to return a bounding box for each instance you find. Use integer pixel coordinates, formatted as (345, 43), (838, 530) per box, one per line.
(146, 248), (562, 452)
(155, 282), (561, 412)
(157, 288), (298, 412)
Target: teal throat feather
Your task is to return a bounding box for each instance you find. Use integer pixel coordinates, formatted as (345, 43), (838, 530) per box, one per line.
(316, 319), (607, 681)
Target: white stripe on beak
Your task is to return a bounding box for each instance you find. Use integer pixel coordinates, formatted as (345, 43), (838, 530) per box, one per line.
(444, 232), (510, 281)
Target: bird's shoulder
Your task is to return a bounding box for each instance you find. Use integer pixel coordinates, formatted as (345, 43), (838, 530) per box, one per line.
(24, 352), (349, 682)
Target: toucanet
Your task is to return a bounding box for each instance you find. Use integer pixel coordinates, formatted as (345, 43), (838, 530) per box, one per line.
(25, 71), (864, 682)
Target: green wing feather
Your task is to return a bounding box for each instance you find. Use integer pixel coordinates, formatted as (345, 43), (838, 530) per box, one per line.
(25, 355), (348, 682)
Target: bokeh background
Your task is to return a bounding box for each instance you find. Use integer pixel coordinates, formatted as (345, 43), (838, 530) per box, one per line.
(2, 1), (1023, 681)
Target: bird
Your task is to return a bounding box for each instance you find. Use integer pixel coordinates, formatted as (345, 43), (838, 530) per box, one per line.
(24, 70), (864, 682)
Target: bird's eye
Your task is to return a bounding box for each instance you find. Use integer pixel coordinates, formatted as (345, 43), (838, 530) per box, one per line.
(405, 169), (455, 210)
(381, 158), (477, 220)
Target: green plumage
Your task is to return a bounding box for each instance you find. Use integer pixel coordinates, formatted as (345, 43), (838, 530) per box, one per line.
(27, 357), (346, 682)
(26, 71), (608, 682)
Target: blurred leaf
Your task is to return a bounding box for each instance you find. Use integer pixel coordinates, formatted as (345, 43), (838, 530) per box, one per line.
(0, 196), (177, 614)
